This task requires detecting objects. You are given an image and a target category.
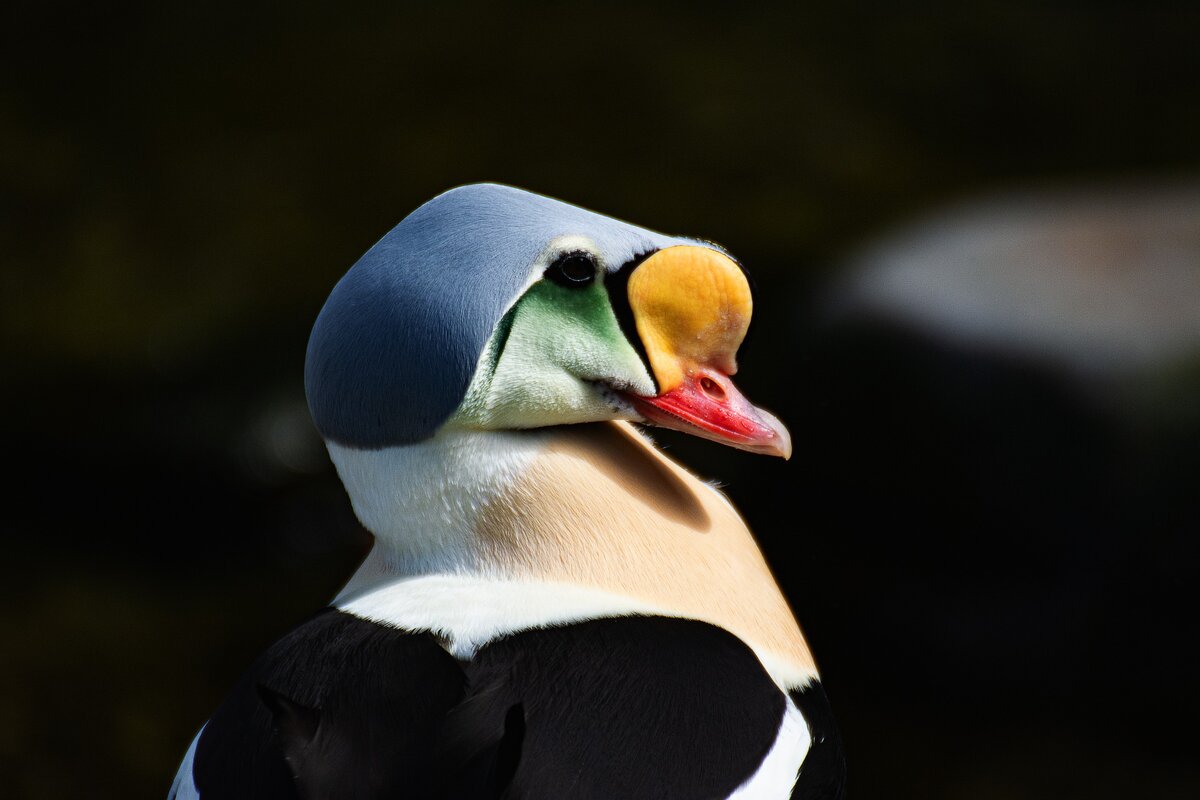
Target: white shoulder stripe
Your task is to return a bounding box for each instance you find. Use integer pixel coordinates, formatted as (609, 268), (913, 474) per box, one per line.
(336, 574), (814, 690)
(337, 574), (668, 659)
(727, 697), (810, 799)
(167, 724), (204, 800)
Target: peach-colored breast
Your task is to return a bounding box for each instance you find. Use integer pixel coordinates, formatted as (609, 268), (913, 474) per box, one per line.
(475, 421), (817, 678)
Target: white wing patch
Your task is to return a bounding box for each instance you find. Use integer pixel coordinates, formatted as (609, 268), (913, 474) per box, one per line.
(727, 697), (811, 800)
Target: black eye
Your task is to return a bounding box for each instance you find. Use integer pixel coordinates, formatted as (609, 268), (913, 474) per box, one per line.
(545, 252), (596, 287)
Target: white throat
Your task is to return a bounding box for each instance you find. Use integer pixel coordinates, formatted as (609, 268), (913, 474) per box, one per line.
(326, 422), (820, 690)
(326, 426), (550, 595)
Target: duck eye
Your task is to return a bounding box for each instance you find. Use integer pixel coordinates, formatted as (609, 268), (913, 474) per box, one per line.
(545, 252), (596, 287)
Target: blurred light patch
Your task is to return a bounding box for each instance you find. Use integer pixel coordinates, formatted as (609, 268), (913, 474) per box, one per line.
(239, 396), (326, 484)
(827, 182), (1200, 381)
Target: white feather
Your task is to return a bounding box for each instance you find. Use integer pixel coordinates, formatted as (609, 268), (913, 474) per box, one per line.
(726, 697), (811, 800)
(327, 428), (548, 581)
(337, 573), (674, 659)
(337, 572), (814, 692)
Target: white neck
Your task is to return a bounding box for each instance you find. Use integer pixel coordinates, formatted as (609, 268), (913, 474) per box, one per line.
(326, 421), (820, 689)
(327, 426), (550, 599)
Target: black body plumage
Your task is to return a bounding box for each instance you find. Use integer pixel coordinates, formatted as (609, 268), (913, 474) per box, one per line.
(184, 610), (845, 799)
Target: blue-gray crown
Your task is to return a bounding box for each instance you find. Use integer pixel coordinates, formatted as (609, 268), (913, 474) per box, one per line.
(304, 183), (690, 448)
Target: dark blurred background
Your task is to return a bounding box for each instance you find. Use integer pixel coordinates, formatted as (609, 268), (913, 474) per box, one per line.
(4, 2), (1199, 798)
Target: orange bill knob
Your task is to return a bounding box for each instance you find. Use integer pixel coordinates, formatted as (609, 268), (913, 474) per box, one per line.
(622, 246), (792, 458)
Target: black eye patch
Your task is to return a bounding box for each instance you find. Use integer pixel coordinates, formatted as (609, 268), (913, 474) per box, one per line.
(544, 252), (597, 287)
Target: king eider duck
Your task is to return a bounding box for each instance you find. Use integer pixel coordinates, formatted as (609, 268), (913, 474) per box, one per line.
(169, 184), (846, 800)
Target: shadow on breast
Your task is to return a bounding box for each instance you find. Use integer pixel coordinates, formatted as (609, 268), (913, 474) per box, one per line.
(549, 423), (712, 532)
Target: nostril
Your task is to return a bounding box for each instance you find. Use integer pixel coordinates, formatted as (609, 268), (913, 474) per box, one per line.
(699, 376), (726, 400)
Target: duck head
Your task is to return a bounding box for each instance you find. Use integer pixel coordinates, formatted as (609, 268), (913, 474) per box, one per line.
(305, 184), (790, 458)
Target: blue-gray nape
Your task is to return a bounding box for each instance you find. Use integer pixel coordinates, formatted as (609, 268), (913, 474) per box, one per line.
(304, 183), (692, 449)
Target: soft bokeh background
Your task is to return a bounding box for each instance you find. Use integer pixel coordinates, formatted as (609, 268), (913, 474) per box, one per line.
(4, 3), (1199, 798)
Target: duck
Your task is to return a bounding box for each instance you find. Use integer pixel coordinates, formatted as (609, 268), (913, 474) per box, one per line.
(168, 183), (845, 800)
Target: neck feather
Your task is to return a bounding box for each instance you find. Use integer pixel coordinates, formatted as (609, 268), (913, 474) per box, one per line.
(327, 427), (550, 593)
(327, 421), (818, 684)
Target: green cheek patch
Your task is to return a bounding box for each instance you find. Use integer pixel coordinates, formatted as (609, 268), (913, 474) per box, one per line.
(453, 278), (654, 430)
